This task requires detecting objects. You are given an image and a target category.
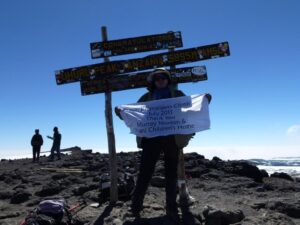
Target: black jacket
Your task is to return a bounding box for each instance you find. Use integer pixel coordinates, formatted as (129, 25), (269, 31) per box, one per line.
(31, 134), (43, 147)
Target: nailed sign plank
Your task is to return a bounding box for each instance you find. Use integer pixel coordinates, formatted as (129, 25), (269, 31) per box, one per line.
(80, 66), (207, 95)
(90, 31), (183, 59)
(56, 42), (229, 85)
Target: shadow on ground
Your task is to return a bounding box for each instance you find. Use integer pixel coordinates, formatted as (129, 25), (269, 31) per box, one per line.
(93, 204), (114, 225)
(122, 210), (202, 225)
(123, 216), (168, 225)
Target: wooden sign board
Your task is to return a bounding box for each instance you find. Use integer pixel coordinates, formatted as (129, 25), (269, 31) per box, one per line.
(80, 66), (207, 95)
(90, 31), (183, 58)
(56, 42), (229, 85)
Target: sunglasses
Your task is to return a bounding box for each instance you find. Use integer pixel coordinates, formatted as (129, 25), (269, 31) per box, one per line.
(154, 75), (168, 81)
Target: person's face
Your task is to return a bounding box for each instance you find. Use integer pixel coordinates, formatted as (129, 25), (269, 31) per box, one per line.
(154, 74), (169, 89)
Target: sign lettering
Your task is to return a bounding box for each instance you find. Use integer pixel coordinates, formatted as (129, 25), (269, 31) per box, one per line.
(56, 42), (229, 85)
(90, 31), (183, 58)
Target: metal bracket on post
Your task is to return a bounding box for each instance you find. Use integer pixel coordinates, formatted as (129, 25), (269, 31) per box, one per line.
(101, 26), (118, 204)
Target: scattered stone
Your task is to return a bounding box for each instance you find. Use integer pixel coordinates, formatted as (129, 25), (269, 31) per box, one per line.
(73, 185), (92, 196)
(73, 186), (90, 196)
(52, 173), (69, 180)
(35, 182), (62, 197)
(223, 160), (264, 182)
(112, 218), (122, 225)
(10, 190), (32, 204)
(185, 152), (205, 160)
(202, 171), (220, 179)
(26, 199), (40, 207)
(266, 201), (300, 218)
(241, 211), (296, 225)
(260, 169), (269, 177)
(3, 176), (14, 185)
(203, 205), (244, 225)
(0, 212), (20, 219)
(270, 172), (294, 182)
(150, 176), (165, 188)
(256, 186), (265, 192)
(251, 202), (266, 210)
(0, 191), (13, 200)
(13, 184), (26, 190)
(150, 203), (164, 211)
(186, 167), (209, 178)
(262, 183), (275, 191)
(212, 156), (222, 162)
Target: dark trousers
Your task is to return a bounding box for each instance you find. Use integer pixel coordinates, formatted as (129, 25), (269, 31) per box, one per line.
(132, 135), (179, 212)
(50, 145), (61, 160)
(32, 146), (41, 162)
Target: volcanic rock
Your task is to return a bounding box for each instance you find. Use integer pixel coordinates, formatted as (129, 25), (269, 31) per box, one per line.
(10, 190), (31, 204)
(35, 182), (62, 197)
(270, 172), (294, 181)
(202, 205), (245, 225)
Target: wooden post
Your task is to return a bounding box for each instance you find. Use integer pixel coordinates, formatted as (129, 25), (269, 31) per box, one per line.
(101, 26), (118, 203)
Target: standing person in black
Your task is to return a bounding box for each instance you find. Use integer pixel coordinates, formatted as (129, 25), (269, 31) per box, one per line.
(47, 127), (61, 161)
(31, 129), (43, 163)
(116, 68), (192, 224)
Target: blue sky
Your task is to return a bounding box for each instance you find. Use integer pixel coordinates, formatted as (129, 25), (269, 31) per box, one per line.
(0, 0), (299, 159)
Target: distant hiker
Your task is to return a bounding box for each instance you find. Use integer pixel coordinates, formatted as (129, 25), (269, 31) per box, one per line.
(115, 68), (212, 224)
(31, 129), (43, 163)
(47, 127), (61, 161)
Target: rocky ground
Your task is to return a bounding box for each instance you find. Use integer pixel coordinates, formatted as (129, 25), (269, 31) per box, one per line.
(0, 148), (300, 225)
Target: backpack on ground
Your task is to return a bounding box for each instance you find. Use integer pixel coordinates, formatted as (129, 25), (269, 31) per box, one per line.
(21, 198), (84, 225)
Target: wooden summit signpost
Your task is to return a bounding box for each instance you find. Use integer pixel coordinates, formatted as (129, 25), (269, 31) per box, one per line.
(55, 26), (230, 204)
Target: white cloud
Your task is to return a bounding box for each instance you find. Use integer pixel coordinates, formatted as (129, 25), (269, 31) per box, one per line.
(287, 124), (300, 137)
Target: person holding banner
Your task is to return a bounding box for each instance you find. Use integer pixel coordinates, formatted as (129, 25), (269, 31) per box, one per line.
(115, 68), (211, 223)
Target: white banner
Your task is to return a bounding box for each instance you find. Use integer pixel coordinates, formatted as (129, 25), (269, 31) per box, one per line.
(118, 94), (210, 138)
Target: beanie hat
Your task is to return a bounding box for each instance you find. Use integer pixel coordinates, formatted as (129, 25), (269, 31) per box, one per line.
(147, 68), (171, 83)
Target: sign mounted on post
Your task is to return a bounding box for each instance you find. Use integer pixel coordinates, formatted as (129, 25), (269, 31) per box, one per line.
(56, 42), (230, 85)
(90, 31), (183, 59)
(80, 66), (207, 95)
